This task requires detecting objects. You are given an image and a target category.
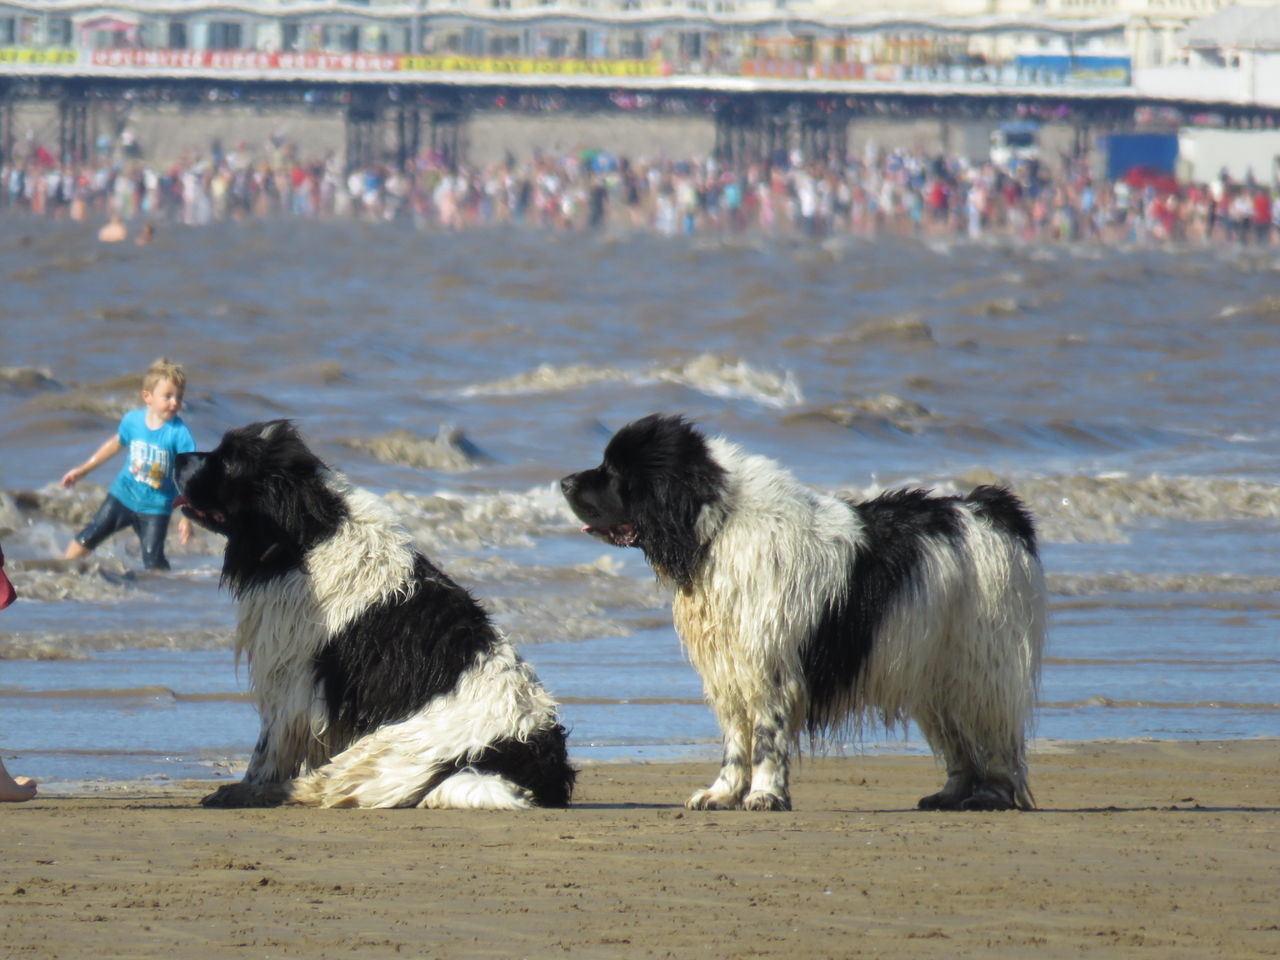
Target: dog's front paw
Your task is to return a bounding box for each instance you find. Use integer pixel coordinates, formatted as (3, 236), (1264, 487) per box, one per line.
(744, 790), (791, 812)
(958, 785), (1020, 812)
(686, 789), (742, 811)
(201, 780), (286, 808)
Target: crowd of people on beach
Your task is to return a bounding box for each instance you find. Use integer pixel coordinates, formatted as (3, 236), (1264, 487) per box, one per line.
(3, 130), (1279, 247)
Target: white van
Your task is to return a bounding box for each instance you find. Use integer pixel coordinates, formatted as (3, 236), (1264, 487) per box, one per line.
(990, 122), (1041, 169)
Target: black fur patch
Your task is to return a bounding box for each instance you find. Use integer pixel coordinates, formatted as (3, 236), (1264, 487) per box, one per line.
(966, 485), (1039, 558)
(802, 490), (968, 735)
(314, 554), (499, 741)
(460, 725), (577, 808)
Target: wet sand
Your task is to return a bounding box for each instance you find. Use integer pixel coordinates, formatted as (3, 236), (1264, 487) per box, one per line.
(3, 739), (1276, 959)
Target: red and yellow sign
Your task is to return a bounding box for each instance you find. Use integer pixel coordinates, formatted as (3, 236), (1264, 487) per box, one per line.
(401, 55), (662, 77)
(83, 48), (663, 77)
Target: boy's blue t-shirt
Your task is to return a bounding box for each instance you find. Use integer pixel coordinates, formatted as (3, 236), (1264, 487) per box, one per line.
(107, 410), (196, 515)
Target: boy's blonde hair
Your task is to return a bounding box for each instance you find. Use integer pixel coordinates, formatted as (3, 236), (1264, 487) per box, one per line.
(143, 357), (187, 393)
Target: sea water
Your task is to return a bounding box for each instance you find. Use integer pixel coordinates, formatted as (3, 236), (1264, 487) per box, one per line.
(2, 220), (1278, 791)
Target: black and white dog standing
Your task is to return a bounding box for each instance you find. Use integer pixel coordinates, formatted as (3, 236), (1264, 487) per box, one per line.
(561, 414), (1045, 812)
(175, 420), (575, 810)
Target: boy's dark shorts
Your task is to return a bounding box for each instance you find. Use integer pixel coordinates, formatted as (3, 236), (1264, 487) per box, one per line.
(75, 494), (172, 570)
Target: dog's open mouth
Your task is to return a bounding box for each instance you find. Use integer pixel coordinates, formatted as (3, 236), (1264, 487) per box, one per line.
(583, 523), (638, 547)
(174, 495), (226, 526)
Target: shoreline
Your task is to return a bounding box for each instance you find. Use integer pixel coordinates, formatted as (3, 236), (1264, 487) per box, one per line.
(5, 740), (1276, 958)
(23, 735), (1276, 798)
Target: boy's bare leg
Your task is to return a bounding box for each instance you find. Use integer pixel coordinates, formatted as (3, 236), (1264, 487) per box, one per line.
(64, 540), (90, 561)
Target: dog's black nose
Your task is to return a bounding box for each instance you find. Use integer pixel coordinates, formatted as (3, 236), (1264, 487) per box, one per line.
(560, 475), (578, 498)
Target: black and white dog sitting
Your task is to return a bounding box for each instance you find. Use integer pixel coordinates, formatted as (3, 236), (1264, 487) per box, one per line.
(561, 414), (1045, 812)
(175, 420), (575, 810)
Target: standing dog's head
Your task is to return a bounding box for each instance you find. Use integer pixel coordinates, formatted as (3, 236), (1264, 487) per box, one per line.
(175, 420), (347, 590)
(560, 414), (726, 587)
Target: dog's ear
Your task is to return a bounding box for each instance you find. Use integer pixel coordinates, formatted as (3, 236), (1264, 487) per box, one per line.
(255, 419), (299, 444)
(617, 414), (724, 588)
(236, 419), (297, 444)
(259, 420), (288, 441)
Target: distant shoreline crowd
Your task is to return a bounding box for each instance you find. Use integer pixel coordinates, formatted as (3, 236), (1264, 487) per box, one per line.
(3, 133), (1279, 247)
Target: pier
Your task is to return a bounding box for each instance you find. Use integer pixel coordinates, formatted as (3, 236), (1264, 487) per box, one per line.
(2, 4), (1277, 169)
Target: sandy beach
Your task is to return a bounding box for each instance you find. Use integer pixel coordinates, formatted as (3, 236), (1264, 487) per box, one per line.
(2, 739), (1276, 959)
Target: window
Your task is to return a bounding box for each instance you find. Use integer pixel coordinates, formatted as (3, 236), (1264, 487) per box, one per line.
(168, 21), (187, 48)
(322, 25), (360, 52)
(90, 29), (130, 50)
(47, 17), (73, 47)
(208, 21), (243, 50)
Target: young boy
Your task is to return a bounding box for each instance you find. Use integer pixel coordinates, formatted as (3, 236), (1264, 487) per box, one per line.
(61, 357), (196, 571)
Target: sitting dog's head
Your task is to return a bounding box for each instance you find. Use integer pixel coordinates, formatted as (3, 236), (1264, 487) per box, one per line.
(175, 420), (347, 589)
(560, 414), (726, 586)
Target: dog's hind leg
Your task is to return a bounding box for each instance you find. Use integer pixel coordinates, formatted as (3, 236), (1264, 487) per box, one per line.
(915, 711), (1029, 812)
(914, 711), (980, 810)
(687, 715), (751, 810)
(420, 768), (535, 810)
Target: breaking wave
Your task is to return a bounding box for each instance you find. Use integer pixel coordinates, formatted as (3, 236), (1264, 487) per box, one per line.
(0, 629), (233, 661)
(1049, 572), (1280, 597)
(1017, 474), (1280, 544)
(459, 353), (803, 408)
(0, 366), (60, 393)
(338, 425), (484, 473)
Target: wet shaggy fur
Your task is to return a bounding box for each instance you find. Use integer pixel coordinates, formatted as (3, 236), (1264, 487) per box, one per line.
(561, 414), (1045, 812)
(175, 420), (574, 810)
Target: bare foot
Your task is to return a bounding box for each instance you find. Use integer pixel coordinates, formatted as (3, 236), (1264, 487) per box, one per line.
(0, 772), (37, 802)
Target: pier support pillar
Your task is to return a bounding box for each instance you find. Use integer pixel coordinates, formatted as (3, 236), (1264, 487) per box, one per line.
(1071, 121), (1093, 160)
(713, 105), (760, 167)
(796, 115), (848, 168)
(394, 103), (422, 172)
(761, 114), (789, 166)
(826, 115), (849, 167)
(58, 95), (91, 165)
(1, 93), (13, 171)
(426, 111), (465, 170)
(344, 92), (382, 172)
